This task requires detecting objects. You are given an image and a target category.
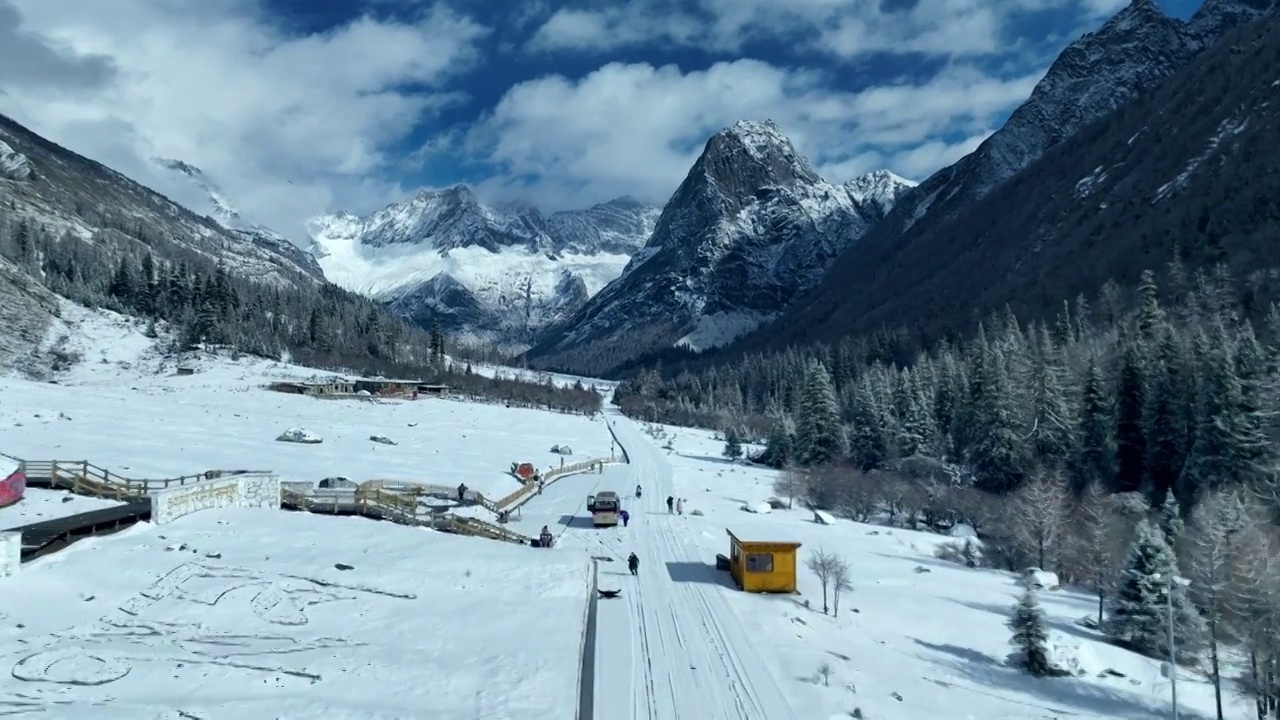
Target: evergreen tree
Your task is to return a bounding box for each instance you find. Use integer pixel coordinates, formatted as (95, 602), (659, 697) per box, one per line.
(1076, 357), (1112, 491)
(965, 340), (1026, 493)
(1105, 519), (1206, 660)
(1184, 327), (1266, 504)
(761, 417), (796, 469)
(722, 425), (744, 460)
(1136, 269), (1165, 343)
(1009, 587), (1053, 677)
(1027, 328), (1075, 468)
(1161, 488), (1186, 554)
(795, 360), (845, 465)
(1145, 329), (1192, 506)
(847, 380), (887, 471)
(1113, 340), (1148, 493)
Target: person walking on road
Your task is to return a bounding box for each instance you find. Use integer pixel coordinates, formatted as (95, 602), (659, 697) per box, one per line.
(627, 552), (639, 575)
(676, 498), (684, 515)
(666, 496), (674, 514)
(620, 509), (630, 527)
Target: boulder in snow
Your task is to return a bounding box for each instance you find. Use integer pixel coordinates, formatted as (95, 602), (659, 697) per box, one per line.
(948, 523), (977, 539)
(551, 444), (573, 455)
(1022, 568), (1060, 591)
(741, 502), (772, 514)
(370, 434), (397, 445)
(812, 510), (836, 525)
(277, 428), (322, 444)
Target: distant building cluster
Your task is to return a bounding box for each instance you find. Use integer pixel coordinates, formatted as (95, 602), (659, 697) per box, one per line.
(267, 378), (450, 399)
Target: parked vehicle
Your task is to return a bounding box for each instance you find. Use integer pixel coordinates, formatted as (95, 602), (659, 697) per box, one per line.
(587, 491), (620, 527)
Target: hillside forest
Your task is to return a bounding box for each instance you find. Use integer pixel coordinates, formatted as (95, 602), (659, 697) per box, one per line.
(616, 262), (1280, 718)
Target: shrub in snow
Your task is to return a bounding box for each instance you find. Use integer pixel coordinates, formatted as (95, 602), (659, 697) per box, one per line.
(1104, 519), (1206, 661)
(277, 428), (322, 444)
(948, 523), (977, 539)
(741, 502), (772, 514)
(934, 539), (981, 568)
(812, 509), (836, 525)
(1008, 587), (1053, 677)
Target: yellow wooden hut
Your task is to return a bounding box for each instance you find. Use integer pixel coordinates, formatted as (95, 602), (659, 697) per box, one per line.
(726, 529), (802, 593)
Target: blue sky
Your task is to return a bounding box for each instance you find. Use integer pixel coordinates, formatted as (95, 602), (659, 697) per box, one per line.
(1, 0), (1204, 239)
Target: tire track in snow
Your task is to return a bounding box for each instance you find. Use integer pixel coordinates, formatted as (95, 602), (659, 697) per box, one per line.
(651, 514), (757, 720)
(606, 412), (799, 720)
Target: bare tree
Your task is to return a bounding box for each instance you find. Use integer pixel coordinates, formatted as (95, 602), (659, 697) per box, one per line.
(1062, 483), (1129, 625)
(806, 547), (841, 614)
(1189, 487), (1251, 720)
(1221, 505), (1280, 720)
(831, 554), (853, 617)
(1010, 468), (1070, 571)
(833, 467), (882, 522)
(773, 468), (808, 510)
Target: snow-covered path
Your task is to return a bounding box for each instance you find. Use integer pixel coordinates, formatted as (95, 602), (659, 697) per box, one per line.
(593, 411), (798, 720)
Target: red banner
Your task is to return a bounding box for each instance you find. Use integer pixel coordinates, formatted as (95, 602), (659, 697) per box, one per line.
(0, 469), (25, 509)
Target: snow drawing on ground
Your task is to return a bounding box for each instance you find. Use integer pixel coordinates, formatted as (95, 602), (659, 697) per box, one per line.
(1, 560), (412, 711)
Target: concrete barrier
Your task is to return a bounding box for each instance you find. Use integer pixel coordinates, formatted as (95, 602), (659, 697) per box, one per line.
(0, 531), (21, 577)
(150, 472), (281, 525)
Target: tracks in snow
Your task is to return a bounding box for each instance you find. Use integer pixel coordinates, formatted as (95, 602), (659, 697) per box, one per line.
(594, 498), (795, 720)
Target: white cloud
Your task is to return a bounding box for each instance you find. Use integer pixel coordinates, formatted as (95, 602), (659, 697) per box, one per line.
(463, 60), (1040, 210)
(525, 0), (1117, 58)
(0, 0), (486, 240)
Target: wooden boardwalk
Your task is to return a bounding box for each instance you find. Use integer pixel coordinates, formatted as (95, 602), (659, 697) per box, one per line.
(11, 501), (151, 561)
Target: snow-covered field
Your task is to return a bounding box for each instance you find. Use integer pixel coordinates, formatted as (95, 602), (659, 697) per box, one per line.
(0, 303), (1250, 720)
(643, 421), (1251, 720)
(0, 509), (589, 719)
(0, 305), (611, 498)
(1, 487), (125, 530)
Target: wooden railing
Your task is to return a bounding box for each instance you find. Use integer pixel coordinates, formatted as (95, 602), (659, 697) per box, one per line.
(356, 480), (499, 513)
(281, 484), (528, 544)
(495, 456), (620, 510)
(14, 456), (262, 501)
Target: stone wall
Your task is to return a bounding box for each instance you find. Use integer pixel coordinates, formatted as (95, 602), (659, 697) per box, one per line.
(150, 473), (281, 525)
(0, 531), (21, 577)
(240, 473), (281, 509)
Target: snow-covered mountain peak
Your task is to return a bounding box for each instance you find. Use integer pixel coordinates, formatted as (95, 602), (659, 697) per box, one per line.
(1104, 0), (1164, 31)
(525, 123), (914, 368)
(152, 157), (243, 227)
(151, 157), (322, 279)
(1189, 0), (1278, 42)
(702, 120), (820, 188)
(308, 186), (661, 350)
(843, 169), (917, 210)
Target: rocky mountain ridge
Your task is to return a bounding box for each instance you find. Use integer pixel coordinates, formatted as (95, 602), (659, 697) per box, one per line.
(732, 0), (1280, 355)
(307, 185), (662, 350)
(522, 120), (915, 373)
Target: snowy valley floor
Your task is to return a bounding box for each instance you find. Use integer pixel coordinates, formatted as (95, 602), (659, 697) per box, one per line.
(0, 304), (610, 502)
(0, 510), (589, 719)
(0, 306), (1252, 719)
(636, 421), (1251, 720)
